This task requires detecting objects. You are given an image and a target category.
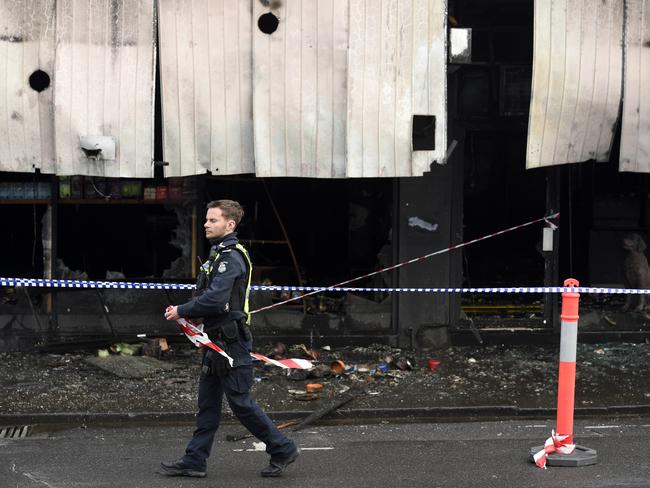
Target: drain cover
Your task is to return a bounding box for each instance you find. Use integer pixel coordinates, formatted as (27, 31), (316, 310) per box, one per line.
(0, 426), (31, 439)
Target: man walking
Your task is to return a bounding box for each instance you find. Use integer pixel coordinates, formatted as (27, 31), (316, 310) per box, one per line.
(161, 199), (299, 478)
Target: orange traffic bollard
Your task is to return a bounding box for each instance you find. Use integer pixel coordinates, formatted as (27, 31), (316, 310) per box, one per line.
(530, 278), (598, 468)
(557, 277), (580, 443)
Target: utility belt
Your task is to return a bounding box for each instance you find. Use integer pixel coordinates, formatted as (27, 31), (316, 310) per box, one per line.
(216, 319), (252, 344)
(201, 320), (252, 377)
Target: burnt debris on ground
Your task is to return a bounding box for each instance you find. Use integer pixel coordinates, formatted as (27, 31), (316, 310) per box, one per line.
(1, 342), (649, 416)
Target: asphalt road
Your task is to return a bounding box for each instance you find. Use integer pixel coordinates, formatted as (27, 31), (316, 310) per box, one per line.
(1, 418), (650, 487)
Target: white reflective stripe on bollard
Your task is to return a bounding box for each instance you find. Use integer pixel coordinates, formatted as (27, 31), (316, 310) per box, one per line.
(559, 321), (578, 363)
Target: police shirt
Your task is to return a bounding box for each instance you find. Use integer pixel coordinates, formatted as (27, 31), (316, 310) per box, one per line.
(177, 232), (252, 366)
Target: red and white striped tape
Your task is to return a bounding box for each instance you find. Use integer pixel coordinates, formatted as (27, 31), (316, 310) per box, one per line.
(175, 316), (313, 370)
(532, 430), (575, 469)
(176, 317), (234, 367)
(249, 352), (313, 370)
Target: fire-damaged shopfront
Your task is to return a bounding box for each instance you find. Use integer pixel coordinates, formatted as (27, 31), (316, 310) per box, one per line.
(1, 0), (650, 353)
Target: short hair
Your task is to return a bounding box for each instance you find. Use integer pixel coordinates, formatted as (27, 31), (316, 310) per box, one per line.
(207, 199), (244, 226)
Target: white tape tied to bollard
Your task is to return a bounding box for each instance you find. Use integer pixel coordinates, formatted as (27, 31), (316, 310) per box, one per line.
(532, 431), (575, 469)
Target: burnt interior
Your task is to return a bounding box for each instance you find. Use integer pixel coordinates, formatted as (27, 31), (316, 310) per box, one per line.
(1, 0), (647, 336)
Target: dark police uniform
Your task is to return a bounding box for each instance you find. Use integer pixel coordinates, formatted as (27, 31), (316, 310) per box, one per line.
(175, 232), (297, 473)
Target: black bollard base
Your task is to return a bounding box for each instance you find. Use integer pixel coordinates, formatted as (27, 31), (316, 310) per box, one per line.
(529, 445), (598, 467)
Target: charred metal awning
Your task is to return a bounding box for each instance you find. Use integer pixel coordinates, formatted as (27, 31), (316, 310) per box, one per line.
(251, 0), (348, 178)
(526, 0), (623, 170)
(619, 0), (650, 173)
(54, 0), (155, 177)
(2, 0), (447, 178)
(158, 0), (255, 177)
(0, 0), (155, 178)
(160, 0), (448, 178)
(345, 0), (447, 177)
(0, 0), (56, 173)
(527, 0), (650, 173)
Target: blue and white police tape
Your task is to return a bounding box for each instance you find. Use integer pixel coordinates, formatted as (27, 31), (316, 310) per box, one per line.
(1, 277), (649, 295)
(0, 278), (195, 290)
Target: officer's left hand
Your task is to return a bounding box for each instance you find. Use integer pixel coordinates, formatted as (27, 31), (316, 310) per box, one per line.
(164, 306), (180, 321)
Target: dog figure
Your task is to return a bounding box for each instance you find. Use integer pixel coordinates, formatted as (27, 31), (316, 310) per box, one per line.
(622, 233), (650, 311)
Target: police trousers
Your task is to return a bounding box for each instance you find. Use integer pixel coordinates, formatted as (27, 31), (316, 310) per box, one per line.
(182, 365), (296, 471)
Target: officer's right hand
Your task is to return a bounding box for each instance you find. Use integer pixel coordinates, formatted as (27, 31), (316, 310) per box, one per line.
(164, 306), (180, 321)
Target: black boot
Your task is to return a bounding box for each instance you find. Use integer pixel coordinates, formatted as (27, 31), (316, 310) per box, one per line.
(260, 447), (300, 477)
(159, 459), (207, 478)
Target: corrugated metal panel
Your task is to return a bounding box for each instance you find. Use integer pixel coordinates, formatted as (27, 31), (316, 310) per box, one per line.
(620, 0), (650, 173)
(0, 0), (56, 174)
(526, 0), (623, 169)
(346, 0), (447, 177)
(158, 0), (254, 177)
(54, 0), (155, 177)
(252, 0), (349, 178)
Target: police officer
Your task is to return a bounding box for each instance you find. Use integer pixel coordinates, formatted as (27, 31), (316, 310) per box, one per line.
(161, 199), (299, 478)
